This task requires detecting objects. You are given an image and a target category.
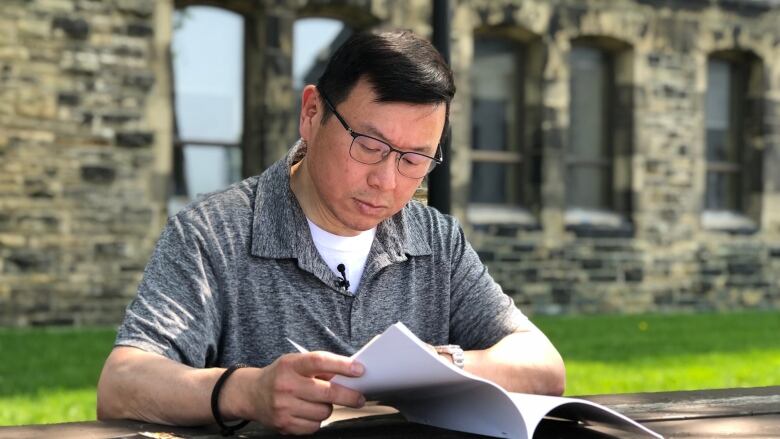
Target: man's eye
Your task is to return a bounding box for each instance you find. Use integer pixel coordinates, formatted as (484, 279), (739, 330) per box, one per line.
(403, 155), (426, 166)
(357, 141), (382, 153)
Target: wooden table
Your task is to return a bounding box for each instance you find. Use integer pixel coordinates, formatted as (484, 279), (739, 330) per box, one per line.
(2, 386), (778, 438)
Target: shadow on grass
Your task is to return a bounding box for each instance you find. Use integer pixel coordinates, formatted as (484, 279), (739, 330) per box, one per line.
(533, 310), (780, 362)
(0, 327), (116, 398)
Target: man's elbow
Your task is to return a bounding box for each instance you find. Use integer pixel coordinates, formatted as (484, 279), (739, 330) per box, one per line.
(96, 371), (123, 420)
(96, 349), (136, 421)
(535, 346), (566, 396)
(546, 358), (566, 396)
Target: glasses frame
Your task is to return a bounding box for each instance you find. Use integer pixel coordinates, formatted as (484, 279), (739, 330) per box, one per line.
(318, 91), (444, 179)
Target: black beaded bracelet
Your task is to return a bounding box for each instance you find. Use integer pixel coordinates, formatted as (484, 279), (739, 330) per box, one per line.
(211, 364), (250, 436)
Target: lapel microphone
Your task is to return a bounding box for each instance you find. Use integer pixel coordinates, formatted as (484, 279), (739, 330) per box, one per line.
(336, 263), (350, 290)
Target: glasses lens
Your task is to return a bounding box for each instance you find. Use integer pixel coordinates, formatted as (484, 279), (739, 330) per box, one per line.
(398, 153), (435, 178)
(350, 136), (389, 164)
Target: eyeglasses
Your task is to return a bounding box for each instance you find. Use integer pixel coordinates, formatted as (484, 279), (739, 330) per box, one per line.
(319, 92), (443, 179)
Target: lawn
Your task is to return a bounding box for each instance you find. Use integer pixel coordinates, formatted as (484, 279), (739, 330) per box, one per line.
(0, 311), (778, 426)
(533, 311), (780, 395)
(0, 327), (116, 426)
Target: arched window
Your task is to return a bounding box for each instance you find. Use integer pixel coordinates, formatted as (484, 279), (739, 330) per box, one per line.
(470, 36), (524, 207)
(293, 18), (351, 94)
(169, 6), (245, 213)
(293, 18), (352, 118)
(567, 44), (614, 211)
(703, 51), (763, 231)
(565, 37), (633, 232)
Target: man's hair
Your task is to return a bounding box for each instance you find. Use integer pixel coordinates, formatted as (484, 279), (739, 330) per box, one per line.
(316, 29), (456, 144)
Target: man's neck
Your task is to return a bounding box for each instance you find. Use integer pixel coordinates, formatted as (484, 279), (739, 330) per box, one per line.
(290, 157), (360, 237)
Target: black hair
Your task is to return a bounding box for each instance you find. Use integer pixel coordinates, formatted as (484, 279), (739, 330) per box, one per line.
(316, 29), (456, 144)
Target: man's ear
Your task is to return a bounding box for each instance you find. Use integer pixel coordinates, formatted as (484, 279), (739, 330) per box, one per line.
(299, 85), (320, 141)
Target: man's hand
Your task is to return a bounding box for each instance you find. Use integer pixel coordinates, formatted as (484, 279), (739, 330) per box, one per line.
(97, 347), (365, 435)
(237, 352), (366, 435)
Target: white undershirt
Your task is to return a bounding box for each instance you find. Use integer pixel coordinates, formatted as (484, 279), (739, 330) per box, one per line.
(307, 219), (376, 293)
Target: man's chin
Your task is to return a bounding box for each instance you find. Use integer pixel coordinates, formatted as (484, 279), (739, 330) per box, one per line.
(342, 215), (385, 233)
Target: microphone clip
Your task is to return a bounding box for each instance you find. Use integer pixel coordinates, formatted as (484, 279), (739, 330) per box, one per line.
(336, 263), (350, 291)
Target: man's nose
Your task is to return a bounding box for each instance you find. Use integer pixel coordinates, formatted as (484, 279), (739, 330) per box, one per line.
(367, 153), (398, 190)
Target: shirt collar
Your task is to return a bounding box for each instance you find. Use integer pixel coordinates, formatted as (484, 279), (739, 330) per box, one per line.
(250, 140), (431, 264)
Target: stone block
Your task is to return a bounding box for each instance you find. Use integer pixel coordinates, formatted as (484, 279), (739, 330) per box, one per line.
(624, 267), (644, 282)
(24, 178), (55, 199)
(18, 18), (51, 39)
(52, 16), (90, 40)
(57, 92), (80, 106)
(116, 131), (154, 148)
(5, 250), (55, 274)
(126, 22), (153, 37)
(35, 0), (74, 12)
(116, 0), (155, 17)
(16, 88), (57, 119)
(81, 165), (117, 184)
(0, 234), (26, 247)
(18, 214), (60, 233)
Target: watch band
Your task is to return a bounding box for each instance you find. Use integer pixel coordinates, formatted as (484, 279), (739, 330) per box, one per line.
(434, 344), (465, 369)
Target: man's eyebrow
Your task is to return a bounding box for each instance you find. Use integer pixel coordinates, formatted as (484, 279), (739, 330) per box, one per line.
(360, 122), (436, 154)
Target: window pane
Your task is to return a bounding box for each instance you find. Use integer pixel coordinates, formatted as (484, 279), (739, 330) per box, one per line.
(570, 46), (607, 161)
(293, 18), (351, 121)
(706, 60), (731, 162)
(568, 45), (612, 210)
(706, 171), (742, 211)
(469, 162), (522, 205)
(567, 165), (609, 210)
(183, 145), (241, 199)
(173, 7), (244, 144)
(293, 18), (349, 91)
(470, 37), (523, 206)
(471, 38), (521, 153)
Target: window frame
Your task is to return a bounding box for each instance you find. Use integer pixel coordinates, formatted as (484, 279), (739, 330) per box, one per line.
(701, 50), (764, 233)
(467, 33), (535, 225)
(564, 37), (634, 234)
(566, 43), (616, 213)
(704, 56), (746, 214)
(169, 4), (248, 204)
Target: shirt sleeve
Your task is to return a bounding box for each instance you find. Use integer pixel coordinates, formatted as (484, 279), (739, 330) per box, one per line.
(114, 214), (220, 367)
(447, 220), (529, 350)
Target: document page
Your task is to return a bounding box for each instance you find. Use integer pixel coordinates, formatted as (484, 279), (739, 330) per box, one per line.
(290, 322), (663, 439)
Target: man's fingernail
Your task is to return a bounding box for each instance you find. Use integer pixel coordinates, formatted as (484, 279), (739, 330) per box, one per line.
(358, 395), (366, 407)
(351, 362), (364, 375)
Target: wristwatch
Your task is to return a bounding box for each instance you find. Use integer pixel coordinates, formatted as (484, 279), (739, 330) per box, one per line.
(434, 344), (465, 369)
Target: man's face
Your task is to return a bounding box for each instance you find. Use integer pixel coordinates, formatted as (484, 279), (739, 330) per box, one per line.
(299, 78), (446, 236)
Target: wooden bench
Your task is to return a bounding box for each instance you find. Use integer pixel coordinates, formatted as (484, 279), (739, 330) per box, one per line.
(1, 386), (778, 438)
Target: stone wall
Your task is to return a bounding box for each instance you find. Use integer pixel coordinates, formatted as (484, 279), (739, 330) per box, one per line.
(2, 0), (779, 326)
(0, 0), (173, 325)
(450, 0), (780, 314)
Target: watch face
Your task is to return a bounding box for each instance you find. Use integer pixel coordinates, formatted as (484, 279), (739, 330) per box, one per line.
(435, 345), (465, 368)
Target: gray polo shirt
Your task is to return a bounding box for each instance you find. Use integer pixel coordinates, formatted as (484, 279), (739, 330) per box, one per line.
(116, 142), (527, 368)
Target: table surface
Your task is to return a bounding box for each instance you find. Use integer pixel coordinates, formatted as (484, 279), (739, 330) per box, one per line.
(2, 386), (778, 439)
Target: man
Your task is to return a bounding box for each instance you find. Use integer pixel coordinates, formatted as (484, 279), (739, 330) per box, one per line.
(97, 30), (565, 435)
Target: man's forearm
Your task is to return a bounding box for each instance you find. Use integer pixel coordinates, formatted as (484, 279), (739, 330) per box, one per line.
(97, 346), (366, 434)
(96, 346), (249, 426)
(463, 328), (566, 396)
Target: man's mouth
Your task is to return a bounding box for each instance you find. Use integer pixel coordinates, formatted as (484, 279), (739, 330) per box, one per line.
(354, 198), (386, 213)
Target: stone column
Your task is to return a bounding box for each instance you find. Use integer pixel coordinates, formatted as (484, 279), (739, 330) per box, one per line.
(243, 3), (297, 177)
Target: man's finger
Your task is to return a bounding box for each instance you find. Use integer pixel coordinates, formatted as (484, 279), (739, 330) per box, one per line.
(286, 399), (334, 422)
(293, 351), (364, 378)
(314, 372), (336, 381)
(298, 377), (366, 409)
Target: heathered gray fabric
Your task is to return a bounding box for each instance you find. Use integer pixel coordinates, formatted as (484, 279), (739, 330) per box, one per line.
(115, 141), (528, 368)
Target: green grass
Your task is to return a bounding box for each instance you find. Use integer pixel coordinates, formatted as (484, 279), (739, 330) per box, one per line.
(0, 311), (779, 425)
(0, 327), (116, 426)
(533, 311), (780, 395)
